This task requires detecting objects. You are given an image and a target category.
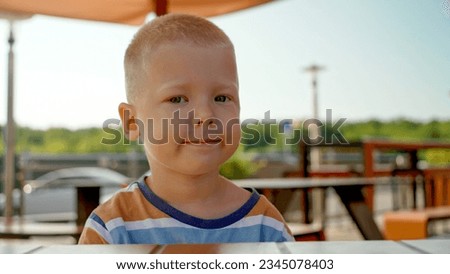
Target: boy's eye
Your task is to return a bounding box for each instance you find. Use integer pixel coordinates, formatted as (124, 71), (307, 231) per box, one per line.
(214, 95), (230, 102)
(169, 96), (187, 103)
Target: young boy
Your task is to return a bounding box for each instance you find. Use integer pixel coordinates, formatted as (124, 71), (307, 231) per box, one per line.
(78, 13), (294, 244)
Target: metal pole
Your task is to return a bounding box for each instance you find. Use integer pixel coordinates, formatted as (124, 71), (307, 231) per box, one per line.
(303, 64), (325, 226)
(311, 74), (319, 120)
(4, 20), (16, 219)
(304, 64), (325, 121)
(303, 64), (325, 147)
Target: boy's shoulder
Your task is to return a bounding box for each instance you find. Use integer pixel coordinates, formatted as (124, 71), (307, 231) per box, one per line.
(250, 193), (286, 221)
(105, 181), (142, 204)
(92, 181), (149, 221)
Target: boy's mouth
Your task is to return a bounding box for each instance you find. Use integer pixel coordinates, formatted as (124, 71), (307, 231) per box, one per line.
(182, 138), (222, 145)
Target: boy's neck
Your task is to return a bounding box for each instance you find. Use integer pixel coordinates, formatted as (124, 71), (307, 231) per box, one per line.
(145, 168), (225, 205)
(144, 166), (251, 220)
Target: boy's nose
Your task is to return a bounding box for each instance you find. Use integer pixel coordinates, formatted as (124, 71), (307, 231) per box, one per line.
(196, 118), (214, 126)
(193, 103), (214, 126)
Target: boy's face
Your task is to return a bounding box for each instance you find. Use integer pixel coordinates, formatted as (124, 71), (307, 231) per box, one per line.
(129, 42), (240, 176)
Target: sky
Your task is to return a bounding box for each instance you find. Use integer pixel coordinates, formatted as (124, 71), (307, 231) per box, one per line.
(0, 0), (449, 130)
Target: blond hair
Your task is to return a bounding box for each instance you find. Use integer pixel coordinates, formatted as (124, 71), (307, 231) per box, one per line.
(124, 13), (235, 104)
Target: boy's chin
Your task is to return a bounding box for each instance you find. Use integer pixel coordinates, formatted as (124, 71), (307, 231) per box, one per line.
(175, 157), (232, 176)
(176, 166), (221, 177)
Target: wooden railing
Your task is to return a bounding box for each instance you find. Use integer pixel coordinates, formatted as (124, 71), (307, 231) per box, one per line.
(384, 168), (450, 240)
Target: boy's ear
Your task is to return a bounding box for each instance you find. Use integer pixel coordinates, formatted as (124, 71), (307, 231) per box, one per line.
(118, 102), (140, 141)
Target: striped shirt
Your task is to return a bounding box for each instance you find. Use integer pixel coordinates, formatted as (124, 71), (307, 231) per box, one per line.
(78, 180), (294, 244)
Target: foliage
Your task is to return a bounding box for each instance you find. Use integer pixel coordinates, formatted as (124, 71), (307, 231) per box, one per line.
(5, 126), (143, 154)
(241, 118), (450, 165)
(220, 145), (265, 179)
(338, 119), (450, 142)
(0, 119), (449, 174)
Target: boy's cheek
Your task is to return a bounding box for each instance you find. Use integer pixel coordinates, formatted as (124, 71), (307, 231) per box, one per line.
(139, 119), (172, 145)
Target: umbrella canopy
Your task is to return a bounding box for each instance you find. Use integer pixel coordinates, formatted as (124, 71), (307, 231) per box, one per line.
(0, 0), (274, 219)
(0, 0), (273, 25)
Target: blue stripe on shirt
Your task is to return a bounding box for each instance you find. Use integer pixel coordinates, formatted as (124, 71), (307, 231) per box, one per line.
(137, 181), (260, 229)
(108, 222), (289, 244)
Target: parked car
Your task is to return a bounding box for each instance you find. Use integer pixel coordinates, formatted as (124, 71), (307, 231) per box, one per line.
(0, 167), (132, 221)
